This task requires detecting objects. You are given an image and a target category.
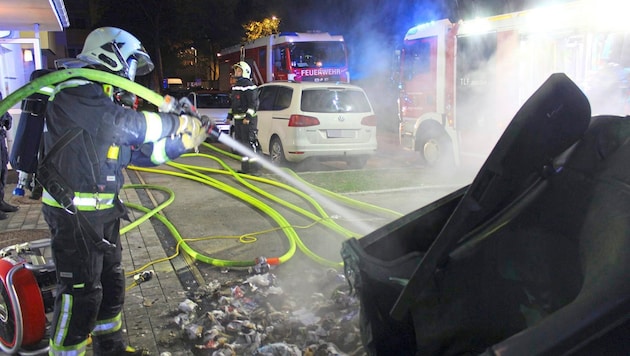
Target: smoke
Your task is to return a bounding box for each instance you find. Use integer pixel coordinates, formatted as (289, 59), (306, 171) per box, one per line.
(255, 0), (630, 299)
(272, 1), (455, 135)
(278, 0), (447, 75)
(455, 27), (630, 163)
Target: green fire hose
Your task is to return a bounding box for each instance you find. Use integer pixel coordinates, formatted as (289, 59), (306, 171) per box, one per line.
(0, 68), (164, 115)
(0, 68), (401, 269)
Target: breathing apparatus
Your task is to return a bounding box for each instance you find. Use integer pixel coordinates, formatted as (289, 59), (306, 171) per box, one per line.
(11, 69), (53, 197)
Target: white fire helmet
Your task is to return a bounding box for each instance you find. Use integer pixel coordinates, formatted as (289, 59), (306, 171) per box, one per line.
(233, 61), (252, 79)
(77, 27), (154, 81)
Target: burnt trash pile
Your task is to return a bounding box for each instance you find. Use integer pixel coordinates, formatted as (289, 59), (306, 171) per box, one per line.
(161, 264), (365, 356)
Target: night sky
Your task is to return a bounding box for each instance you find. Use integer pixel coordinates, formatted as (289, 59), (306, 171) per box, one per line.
(63, 0), (579, 82)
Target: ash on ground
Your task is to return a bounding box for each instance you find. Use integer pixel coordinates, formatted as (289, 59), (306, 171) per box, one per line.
(160, 260), (365, 356)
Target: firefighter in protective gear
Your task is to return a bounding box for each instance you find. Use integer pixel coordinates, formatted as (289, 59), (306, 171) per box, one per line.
(226, 61), (260, 174)
(0, 92), (19, 220)
(41, 27), (206, 356)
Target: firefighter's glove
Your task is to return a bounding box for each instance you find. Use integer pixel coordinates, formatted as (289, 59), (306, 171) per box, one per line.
(201, 115), (221, 143)
(176, 114), (203, 135)
(243, 113), (254, 125)
(178, 115), (206, 150)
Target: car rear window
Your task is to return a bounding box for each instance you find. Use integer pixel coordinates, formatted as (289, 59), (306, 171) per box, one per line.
(301, 88), (371, 113)
(196, 93), (231, 108)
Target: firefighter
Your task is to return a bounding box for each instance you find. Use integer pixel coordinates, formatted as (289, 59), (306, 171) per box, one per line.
(227, 61), (260, 174)
(0, 92), (19, 220)
(41, 27), (210, 355)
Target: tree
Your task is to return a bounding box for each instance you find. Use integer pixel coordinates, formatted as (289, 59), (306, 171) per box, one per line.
(242, 16), (280, 42)
(88, 0), (246, 88)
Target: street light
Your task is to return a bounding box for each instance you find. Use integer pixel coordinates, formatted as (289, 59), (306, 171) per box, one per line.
(191, 47), (198, 81)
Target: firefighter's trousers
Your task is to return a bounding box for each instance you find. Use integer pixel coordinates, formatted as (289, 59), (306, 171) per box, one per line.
(234, 116), (259, 148)
(43, 205), (126, 355)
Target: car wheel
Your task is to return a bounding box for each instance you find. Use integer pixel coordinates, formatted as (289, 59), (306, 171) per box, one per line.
(416, 129), (453, 167)
(422, 137), (442, 165)
(270, 137), (287, 165)
(346, 156), (368, 169)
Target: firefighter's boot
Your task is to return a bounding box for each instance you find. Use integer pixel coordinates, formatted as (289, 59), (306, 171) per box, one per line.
(240, 156), (261, 176)
(248, 139), (262, 175)
(0, 200), (19, 212)
(92, 330), (150, 355)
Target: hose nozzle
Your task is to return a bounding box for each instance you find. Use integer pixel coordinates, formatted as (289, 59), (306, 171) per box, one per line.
(202, 115), (221, 142)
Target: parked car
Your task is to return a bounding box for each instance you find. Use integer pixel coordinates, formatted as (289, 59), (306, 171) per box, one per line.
(186, 91), (232, 135)
(257, 81), (377, 169)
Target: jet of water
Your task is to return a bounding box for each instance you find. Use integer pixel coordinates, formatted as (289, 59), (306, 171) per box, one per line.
(216, 133), (378, 236)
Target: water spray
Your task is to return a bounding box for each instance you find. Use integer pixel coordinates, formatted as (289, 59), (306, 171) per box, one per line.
(215, 134), (380, 235)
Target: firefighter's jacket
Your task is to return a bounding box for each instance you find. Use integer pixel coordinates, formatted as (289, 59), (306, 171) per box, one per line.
(227, 77), (259, 120)
(42, 79), (188, 213)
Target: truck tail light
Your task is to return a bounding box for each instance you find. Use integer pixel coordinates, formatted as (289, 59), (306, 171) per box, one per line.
(288, 114), (320, 127)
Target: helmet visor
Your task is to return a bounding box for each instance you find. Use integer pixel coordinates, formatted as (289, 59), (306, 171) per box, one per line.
(133, 49), (154, 76)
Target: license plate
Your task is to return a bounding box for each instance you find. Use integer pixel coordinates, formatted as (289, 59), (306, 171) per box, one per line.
(327, 129), (355, 138)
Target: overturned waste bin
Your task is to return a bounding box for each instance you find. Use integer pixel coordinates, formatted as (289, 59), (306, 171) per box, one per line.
(342, 73), (630, 355)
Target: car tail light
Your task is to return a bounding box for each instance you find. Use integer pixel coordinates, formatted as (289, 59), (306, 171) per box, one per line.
(361, 115), (377, 126)
(288, 114), (320, 127)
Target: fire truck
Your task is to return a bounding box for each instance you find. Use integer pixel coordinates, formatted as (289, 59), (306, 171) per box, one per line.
(218, 31), (349, 90)
(397, 0), (630, 166)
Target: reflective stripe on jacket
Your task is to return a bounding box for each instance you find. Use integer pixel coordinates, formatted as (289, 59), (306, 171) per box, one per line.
(42, 190), (116, 211)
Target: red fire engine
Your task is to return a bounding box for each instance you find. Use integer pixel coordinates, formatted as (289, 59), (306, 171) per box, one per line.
(397, 0), (630, 167)
(218, 31), (349, 90)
